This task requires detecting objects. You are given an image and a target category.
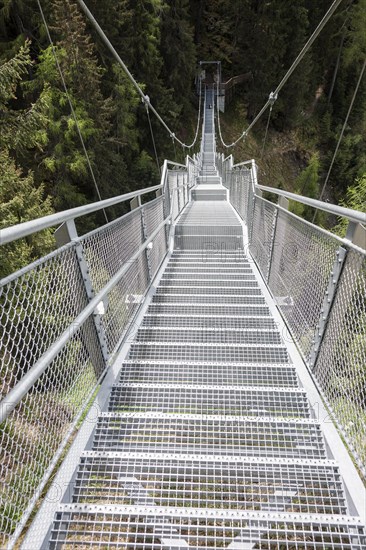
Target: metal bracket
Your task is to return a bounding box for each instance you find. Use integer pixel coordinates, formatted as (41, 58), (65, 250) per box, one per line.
(309, 246), (347, 369)
(55, 220), (109, 365)
(140, 207), (152, 281)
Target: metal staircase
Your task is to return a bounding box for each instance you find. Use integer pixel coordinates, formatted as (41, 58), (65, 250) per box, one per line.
(1, 87), (365, 549)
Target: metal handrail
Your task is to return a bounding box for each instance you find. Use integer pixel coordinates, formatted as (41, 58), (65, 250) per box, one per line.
(230, 159), (366, 226)
(0, 176), (192, 426)
(258, 184), (366, 225)
(0, 160), (191, 247)
(0, 217), (169, 425)
(0, 185), (160, 246)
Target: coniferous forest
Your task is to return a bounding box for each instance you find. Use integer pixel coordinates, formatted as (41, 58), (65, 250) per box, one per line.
(1, 0), (365, 277)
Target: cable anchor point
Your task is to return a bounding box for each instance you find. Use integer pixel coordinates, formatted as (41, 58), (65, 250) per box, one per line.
(143, 94), (150, 110)
(269, 91), (278, 105)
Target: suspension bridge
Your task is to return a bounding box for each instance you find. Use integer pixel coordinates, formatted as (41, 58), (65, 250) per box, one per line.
(0, 81), (365, 549)
(1, 0), (366, 547)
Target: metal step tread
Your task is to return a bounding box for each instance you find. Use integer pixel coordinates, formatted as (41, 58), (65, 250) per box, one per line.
(141, 315), (277, 329)
(161, 276), (257, 284)
(147, 305), (271, 316)
(93, 413), (326, 459)
(156, 285), (261, 293)
(49, 505), (365, 550)
(152, 294), (266, 305)
(118, 361), (298, 387)
(165, 263), (250, 269)
(108, 383), (309, 418)
(127, 342), (289, 364)
(73, 452), (347, 515)
(167, 260), (251, 266)
(161, 273), (255, 280)
(134, 330), (282, 345)
(132, 331), (285, 344)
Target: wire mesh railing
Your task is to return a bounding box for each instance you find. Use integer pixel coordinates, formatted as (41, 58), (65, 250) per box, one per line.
(0, 158), (195, 548)
(218, 154), (366, 477)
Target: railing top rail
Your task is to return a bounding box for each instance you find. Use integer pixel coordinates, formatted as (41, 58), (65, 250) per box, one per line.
(229, 158), (365, 226)
(0, 151), (200, 247)
(0, 184), (161, 246)
(232, 159), (253, 168)
(258, 183), (366, 226)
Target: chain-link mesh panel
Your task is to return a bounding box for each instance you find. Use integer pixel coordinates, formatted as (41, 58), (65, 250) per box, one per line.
(81, 208), (143, 294)
(102, 255), (149, 355)
(313, 248), (366, 475)
(143, 196), (164, 238)
(168, 171), (179, 221)
(229, 168), (250, 222)
(143, 196), (167, 280)
(0, 192), (171, 546)
(250, 198), (277, 280)
(0, 317), (104, 548)
(267, 209), (340, 360)
(0, 246), (88, 399)
(149, 228), (167, 279)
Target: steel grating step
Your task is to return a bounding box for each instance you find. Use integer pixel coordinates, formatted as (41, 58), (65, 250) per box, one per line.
(147, 304), (271, 316)
(174, 236), (243, 250)
(168, 260), (252, 267)
(135, 327), (282, 345)
(161, 272), (255, 280)
(175, 226), (242, 236)
(170, 252), (249, 260)
(119, 361), (298, 387)
(93, 413), (326, 459)
(152, 294), (266, 305)
(164, 266), (252, 273)
(160, 276), (257, 286)
(127, 342), (289, 363)
(49, 506), (366, 549)
(156, 285), (262, 295)
(108, 384), (309, 418)
(73, 452), (347, 515)
(141, 315), (277, 330)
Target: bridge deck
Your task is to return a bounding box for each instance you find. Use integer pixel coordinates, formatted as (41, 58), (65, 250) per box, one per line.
(22, 87), (366, 550)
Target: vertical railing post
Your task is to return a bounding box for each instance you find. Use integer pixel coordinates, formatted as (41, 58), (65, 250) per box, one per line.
(130, 195), (152, 281)
(55, 220), (109, 364)
(309, 245), (347, 369)
(176, 172), (181, 214)
(267, 196), (289, 284)
(309, 220), (365, 370)
(140, 206), (152, 282)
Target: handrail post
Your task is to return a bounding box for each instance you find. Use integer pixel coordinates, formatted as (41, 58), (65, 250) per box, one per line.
(309, 221), (366, 370)
(309, 245), (347, 369)
(267, 196), (289, 283)
(55, 220), (109, 364)
(140, 206), (152, 281)
(310, 220), (365, 370)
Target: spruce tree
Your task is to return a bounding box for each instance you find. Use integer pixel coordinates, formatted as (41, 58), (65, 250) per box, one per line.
(0, 41), (53, 278)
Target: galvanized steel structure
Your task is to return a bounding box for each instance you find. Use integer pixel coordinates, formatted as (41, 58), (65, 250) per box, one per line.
(0, 87), (365, 549)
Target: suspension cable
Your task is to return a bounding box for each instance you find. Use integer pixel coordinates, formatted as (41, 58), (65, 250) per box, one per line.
(217, 0), (345, 148)
(260, 93), (277, 159)
(313, 57), (366, 222)
(37, 0), (108, 222)
(145, 100), (161, 175)
(75, 0), (202, 150)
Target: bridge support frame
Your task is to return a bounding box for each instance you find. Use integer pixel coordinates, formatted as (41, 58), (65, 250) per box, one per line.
(309, 220), (365, 370)
(55, 219), (109, 364)
(130, 195), (152, 281)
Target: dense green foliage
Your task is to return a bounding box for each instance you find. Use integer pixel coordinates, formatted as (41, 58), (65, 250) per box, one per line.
(0, 0), (365, 277)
